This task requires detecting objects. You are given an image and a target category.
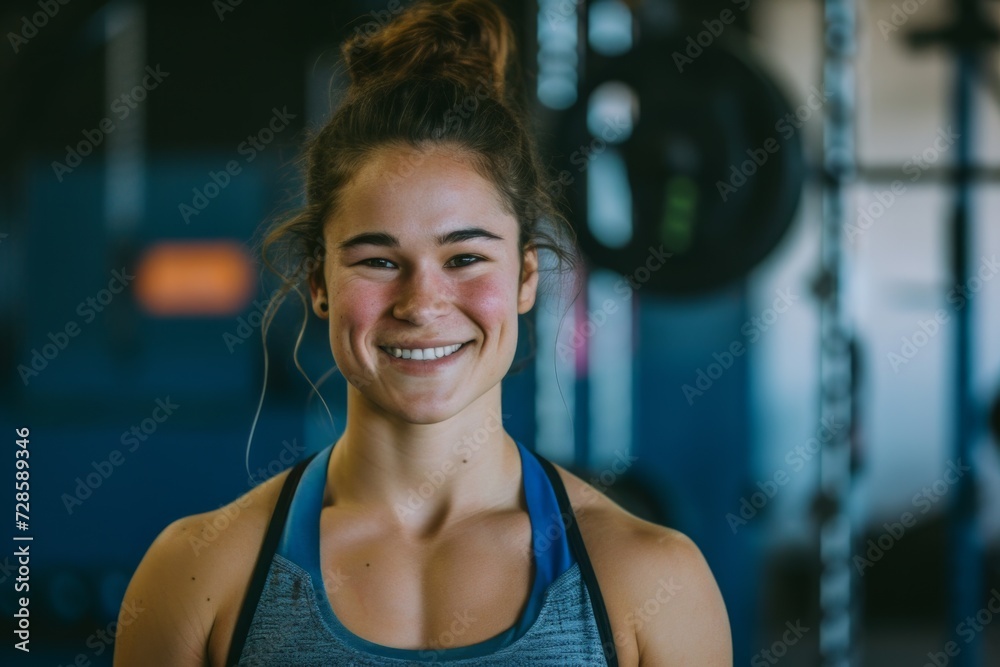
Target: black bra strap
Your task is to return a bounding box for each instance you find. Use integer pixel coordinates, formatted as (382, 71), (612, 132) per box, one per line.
(226, 452), (318, 667)
(532, 450), (620, 667)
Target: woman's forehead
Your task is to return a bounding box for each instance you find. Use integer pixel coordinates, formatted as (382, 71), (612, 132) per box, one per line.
(326, 147), (515, 242)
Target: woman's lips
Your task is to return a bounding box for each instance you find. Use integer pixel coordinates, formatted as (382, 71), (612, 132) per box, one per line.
(379, 341), (466, 360)
(377, 341), (471, 372)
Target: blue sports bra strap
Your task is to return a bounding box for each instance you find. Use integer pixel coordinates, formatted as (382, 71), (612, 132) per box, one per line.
(530, 450), (620, 667)
(225, 451), (319, 667)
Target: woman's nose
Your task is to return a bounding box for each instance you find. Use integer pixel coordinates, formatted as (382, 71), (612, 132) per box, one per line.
(391, 266), (450, 325)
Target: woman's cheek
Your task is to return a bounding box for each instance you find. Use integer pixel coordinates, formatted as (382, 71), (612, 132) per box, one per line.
(329, 281), (386, 356)
(331, 277), (386, 323)
(460, 274), (513, 321)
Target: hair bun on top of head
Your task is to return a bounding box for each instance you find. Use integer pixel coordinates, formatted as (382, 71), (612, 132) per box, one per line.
(341, 0), (514, 101)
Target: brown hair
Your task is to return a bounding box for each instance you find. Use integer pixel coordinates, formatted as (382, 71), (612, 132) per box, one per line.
(255, 0), (579, 377)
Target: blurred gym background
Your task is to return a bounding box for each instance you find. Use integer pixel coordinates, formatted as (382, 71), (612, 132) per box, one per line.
(2, 0), (1000, 664)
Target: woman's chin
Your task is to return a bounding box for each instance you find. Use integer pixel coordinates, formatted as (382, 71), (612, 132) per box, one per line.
(361, 390), (464, 425)
(389, 404), (461, 426)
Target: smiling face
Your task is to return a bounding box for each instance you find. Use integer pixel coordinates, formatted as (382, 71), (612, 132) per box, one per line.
(309, 143), (538, 425)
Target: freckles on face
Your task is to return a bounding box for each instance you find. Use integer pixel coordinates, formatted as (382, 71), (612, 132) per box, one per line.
(455, 272), (512, 342)
(329, 258), (515, 367)
(330, 288), (381, 367)
(315, 144), (532, 416)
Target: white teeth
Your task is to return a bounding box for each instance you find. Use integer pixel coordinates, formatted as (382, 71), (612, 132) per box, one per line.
(383, 343), (463, 360)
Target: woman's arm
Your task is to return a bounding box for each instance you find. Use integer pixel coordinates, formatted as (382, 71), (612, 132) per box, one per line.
(633, 529), (733, 666)
(113, 516), (217, 667)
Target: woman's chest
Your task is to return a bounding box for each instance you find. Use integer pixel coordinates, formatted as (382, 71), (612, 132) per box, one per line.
(317, 510), (536, 651)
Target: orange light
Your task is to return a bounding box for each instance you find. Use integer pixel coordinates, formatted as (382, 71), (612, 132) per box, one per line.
(135, 241), (257, 316)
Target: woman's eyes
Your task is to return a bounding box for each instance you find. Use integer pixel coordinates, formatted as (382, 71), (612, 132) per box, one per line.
(359, 258), (396, 269)
(444, 254), (485, 268)
(358, 255), (484, 269)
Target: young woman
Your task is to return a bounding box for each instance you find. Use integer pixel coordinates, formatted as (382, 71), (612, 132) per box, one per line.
(114, 1), (732, 664)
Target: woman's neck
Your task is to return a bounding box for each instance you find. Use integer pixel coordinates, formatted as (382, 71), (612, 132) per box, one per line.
(324, 388), (523, 539)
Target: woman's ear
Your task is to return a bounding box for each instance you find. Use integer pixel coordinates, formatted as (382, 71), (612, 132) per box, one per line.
(309, 267), (329, 319)
(517, 246), (539, 314)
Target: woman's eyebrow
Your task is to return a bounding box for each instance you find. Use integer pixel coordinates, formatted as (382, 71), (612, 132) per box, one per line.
(337, 227), (505, 250)
(337, 231), (398, 250)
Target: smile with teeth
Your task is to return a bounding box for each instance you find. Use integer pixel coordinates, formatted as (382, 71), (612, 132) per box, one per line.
(381, 342), (465, 360)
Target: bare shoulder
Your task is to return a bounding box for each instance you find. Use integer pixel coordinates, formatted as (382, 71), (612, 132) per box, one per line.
(550, 463), (733, 667)
(113, 469), (292, 667)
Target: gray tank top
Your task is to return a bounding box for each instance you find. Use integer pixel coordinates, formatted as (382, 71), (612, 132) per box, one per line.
(228, 441), (619, 665)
